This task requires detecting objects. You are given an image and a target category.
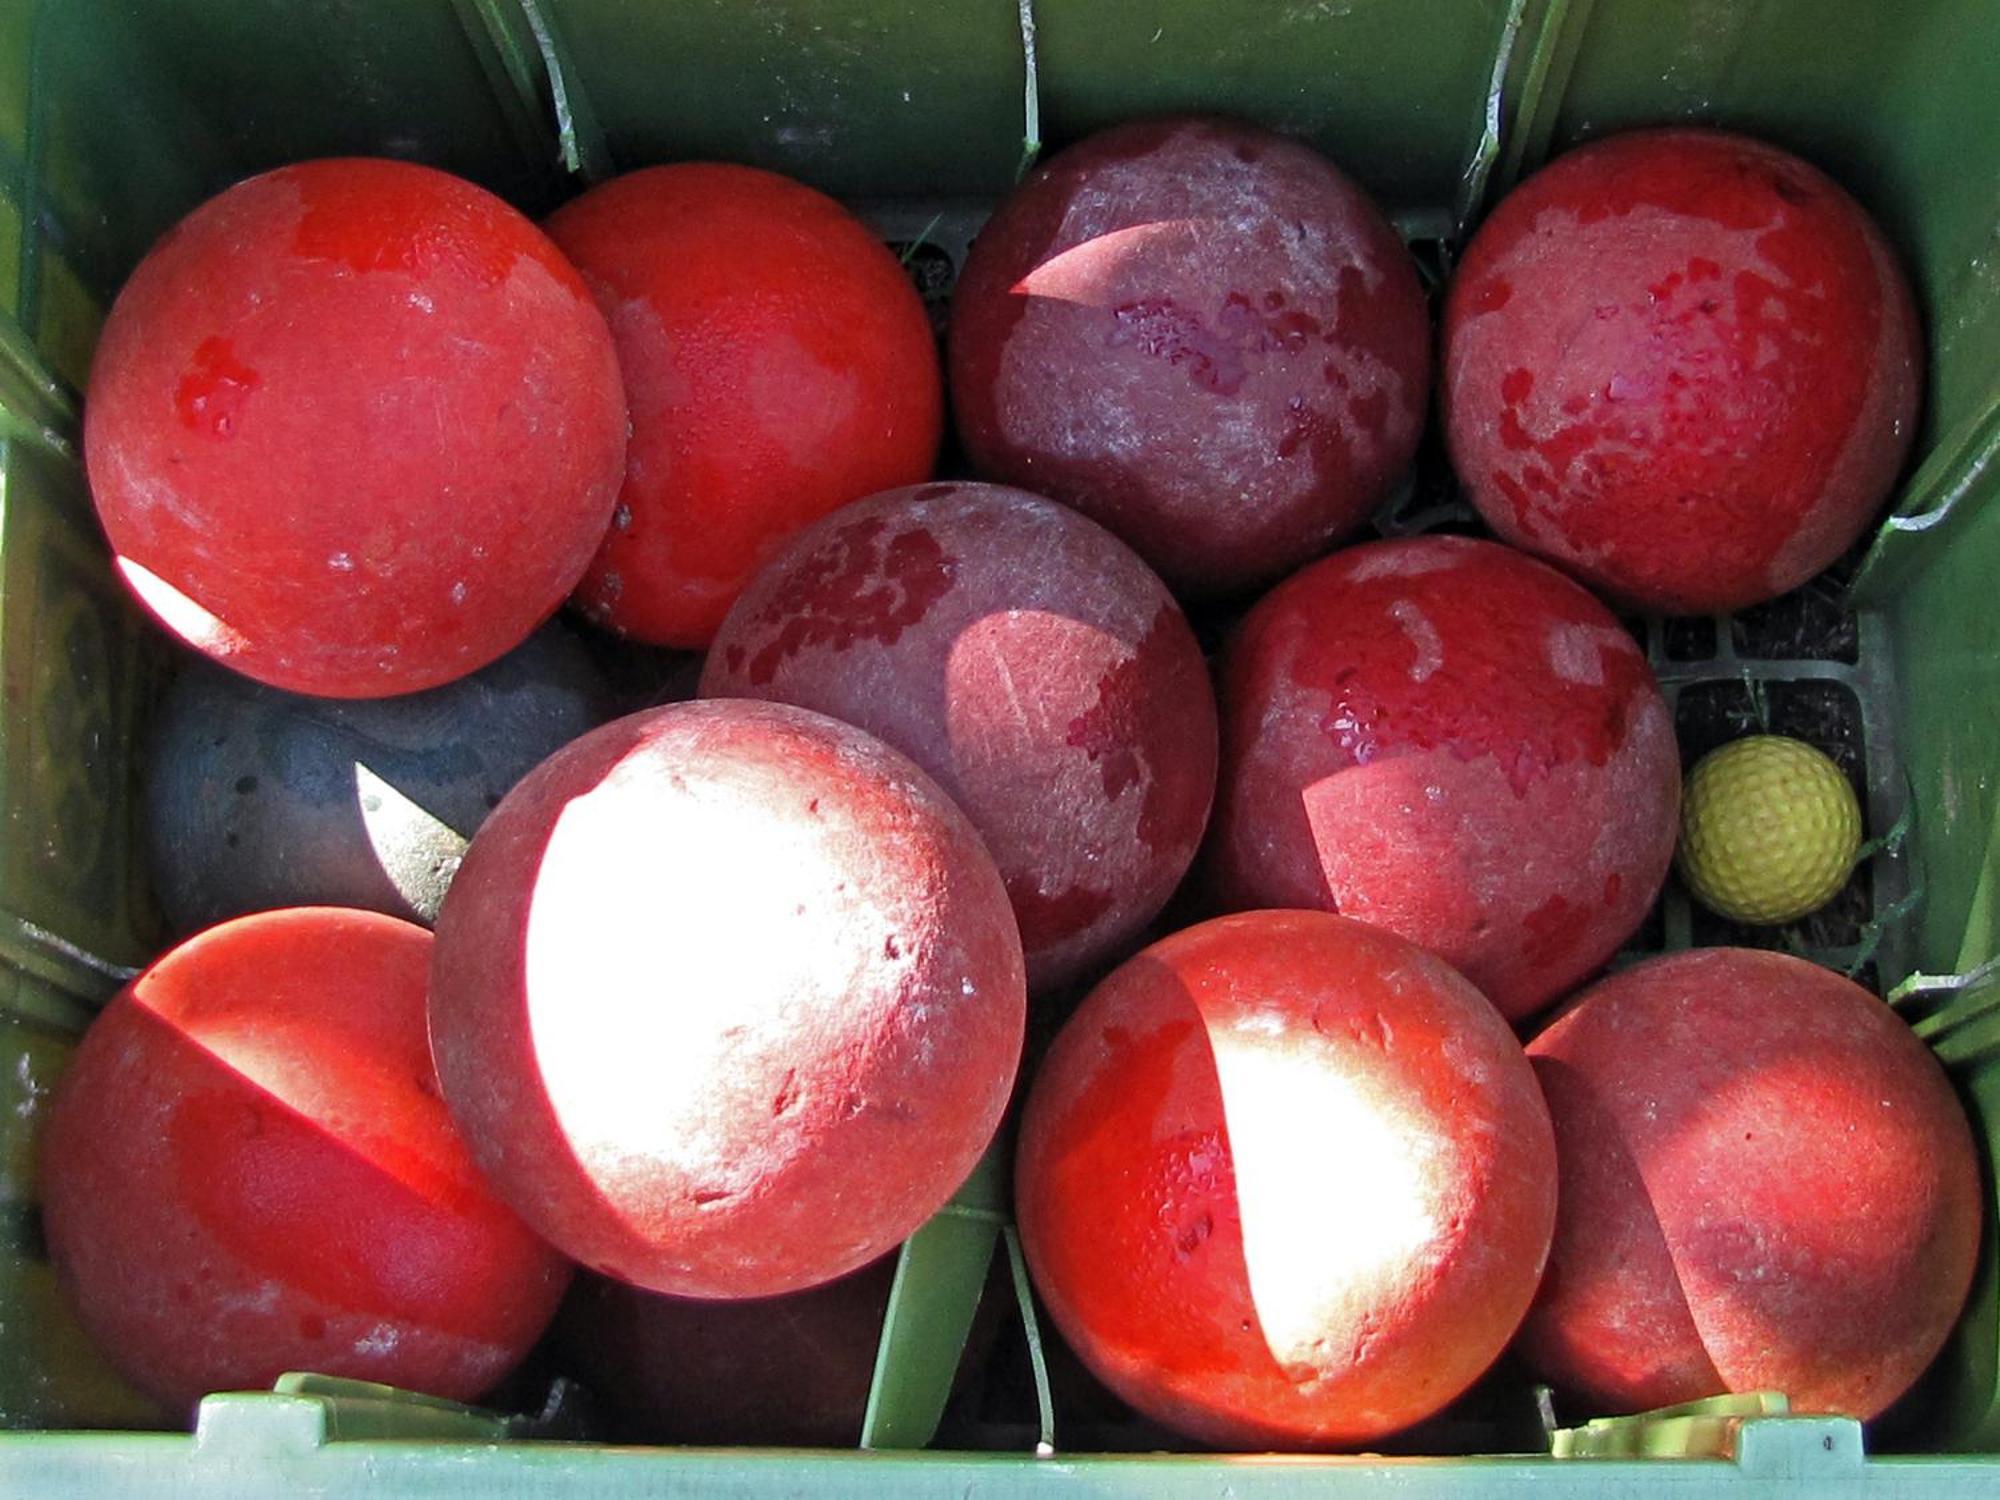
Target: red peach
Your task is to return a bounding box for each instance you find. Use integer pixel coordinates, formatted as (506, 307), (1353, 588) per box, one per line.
(1016, 910), (1556, 1449)
(1209, 535), (1679, 1021)
(84, 158), (627, 697)
(428, 700), (1024, 1299)
(1522, 948), (1982, 1419)
(1444, 127), (1921, 614)
(545, 165), (943, 647)
(950, 117), (1430, 597)
(701, 481), (1217, 992)
(39, 908), (571, 1419)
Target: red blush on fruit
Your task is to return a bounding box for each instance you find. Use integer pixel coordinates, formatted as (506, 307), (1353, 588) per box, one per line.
(1444, 127), (1921, 615)
(1210, 535), (1679, 1021)
(38, 908), (571, 1419)
(84, 158), (627, 697)
(428, 700), (1024, 1299)
(1522, 948), (1982, 1420)
(545, 164), (943, 647)
(1016, 910), (1556, 1449)
(950, 116), (1430, 598)
(702, 481), (1217, 993)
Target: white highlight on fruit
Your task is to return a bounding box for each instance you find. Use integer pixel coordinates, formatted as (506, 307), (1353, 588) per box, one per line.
(523, 755), (903, 1197)
(1013, 219), (1203, 305)
(1212, 1030), (1442, 1374)
(114, 557), (252, 657)
(1389, 599), (1443, 683)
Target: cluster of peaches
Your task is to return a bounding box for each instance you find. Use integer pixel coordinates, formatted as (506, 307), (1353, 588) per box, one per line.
(42, 114), (1974, 1448)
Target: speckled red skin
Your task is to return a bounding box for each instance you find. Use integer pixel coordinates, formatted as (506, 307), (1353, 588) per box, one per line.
(700, 481), (1217, 993)
(1444, 128), (1921, 615)
(545, 165), (944, 648)
(1522, 949), (1981, 1420)
(428, 700), (1024, 1299)
(39, 908), (572, 1420)
(950, 117), (1430, 599)
(554, 1253), (896, 1445)
(1016, 910), (1556, 1449)
(1209, 535), (1678, 1022)
(84, 159), (627, 697)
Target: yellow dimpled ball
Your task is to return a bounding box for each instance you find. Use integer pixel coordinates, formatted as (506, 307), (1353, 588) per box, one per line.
(1677, 735), (1863, 925)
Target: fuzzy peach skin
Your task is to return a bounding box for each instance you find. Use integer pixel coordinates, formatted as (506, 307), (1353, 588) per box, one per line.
(703, 480), (1216, 993)
(1521, 948), (1982, 1420)
(546, 164), (942, 647)
(1209, 534), (1679, 1021)
(1017, 910), (1556, 1449)
(84, 158), (626, 696)
(1443, 127), (1920, 615)
(40, 908), (571, 1419)
(951, 116), (1429, 598)
(428, 700), (1025, 1299)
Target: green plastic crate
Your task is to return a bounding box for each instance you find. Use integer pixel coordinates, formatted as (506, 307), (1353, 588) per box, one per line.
(1, 0), (1998, 1492)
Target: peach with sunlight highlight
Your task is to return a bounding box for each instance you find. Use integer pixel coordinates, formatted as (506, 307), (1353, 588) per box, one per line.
(1016, 910), (1555, 1449)
(39, 908), (570, 1419)
(1522, 948), (1981, 1419)
(428, 700), (1025, 1299)
(1210, 535), (1679, 1021)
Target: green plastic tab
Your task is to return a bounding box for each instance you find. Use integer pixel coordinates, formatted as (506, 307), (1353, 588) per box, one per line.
(1552, 1391), (1791, 1460)
(860, 1147), (1006, 1450)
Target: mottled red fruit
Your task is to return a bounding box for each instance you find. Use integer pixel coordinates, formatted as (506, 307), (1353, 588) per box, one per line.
(545, 165), (943, 647)
(555, 1253), (896, 1444)
(84, 158), (627, 697)
(1444, 127), (1921, 615)
(701, 481), (1218, 992)
(1210, 535), (1678, 1021)
(429, 700), (1024, 1298)
(1017, 911), (1556, 1449)
(39, 908), (571, 1419)
(950, 117), (1430, 598)
(1523, 949), (1981, 1419)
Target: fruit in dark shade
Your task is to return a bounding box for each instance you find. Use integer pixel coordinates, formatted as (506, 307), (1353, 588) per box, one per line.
(950, 116), (1430, 598)
(429, 700), (1025, 1299)
(85, 158), (627, 696)
(145, 624), (609, 933)
(702, 480), (1217, 993)
(39, 908), (572, 1419)
(1522, 948), (1981, 1420)
(1443, 127), (1921, 614)
(1209, 535), (1679, 1021)
(554, 1253), (897, 1445)
(1017, 910), (1556, 1449)
(545, 164), (943, 648)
